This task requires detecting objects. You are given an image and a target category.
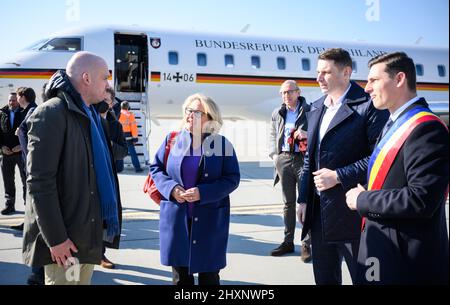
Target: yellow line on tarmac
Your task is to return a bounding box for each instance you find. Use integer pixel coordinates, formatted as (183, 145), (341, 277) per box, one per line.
(0, 204), (285, 226)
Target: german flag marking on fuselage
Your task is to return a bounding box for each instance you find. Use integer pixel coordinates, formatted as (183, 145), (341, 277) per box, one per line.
(0, 69), (113, 80)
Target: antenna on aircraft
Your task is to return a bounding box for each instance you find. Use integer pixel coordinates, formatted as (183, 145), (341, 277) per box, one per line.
(415, 36), (423, 45)
(240, 24), (250, 33)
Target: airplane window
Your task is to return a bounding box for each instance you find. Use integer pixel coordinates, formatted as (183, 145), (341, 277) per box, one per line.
(169, 51), (179, 65)
(23, 39), (49, 51)
(251, 56), (261, 69)
(352, 61), (357, 73)
(197, 53), (207, 66)
(39, 38), (82, 51)
(277, 57), (286, 70)
(301, 58), (310, 71)
(416, 64), (424, 76)
(225, 55), (234, 68)
(438, 65), (446, 77)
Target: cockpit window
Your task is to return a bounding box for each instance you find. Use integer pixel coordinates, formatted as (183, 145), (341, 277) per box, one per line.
(23, 39), (49, 51)
(39, 38), (82, 51)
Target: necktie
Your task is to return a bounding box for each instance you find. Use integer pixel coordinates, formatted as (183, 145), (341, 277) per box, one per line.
(381, 118), (394, 138)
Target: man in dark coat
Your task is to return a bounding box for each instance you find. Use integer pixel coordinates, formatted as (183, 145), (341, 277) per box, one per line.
(96, 95), (127, 269)
(0, 92), (26, 215)
(11, 87), (43, 285)
(10, 87), (38, 231)
(23, 51), (121, 285)
(346, 52), (449, 285)
(16, 87), (38, 167)
(297, 48), (389, 285)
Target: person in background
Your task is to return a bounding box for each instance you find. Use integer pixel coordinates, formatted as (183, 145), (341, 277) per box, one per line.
(96, 95), (127, 269)
(103, 88), (128, 173)
(118, 101), (143, 172)
(268, 80), (311, 262)
(10, 87), (37, 229)
(9, 87), (44, 285)
(150, 93), (240, 285)
(0, 92), (26, 216)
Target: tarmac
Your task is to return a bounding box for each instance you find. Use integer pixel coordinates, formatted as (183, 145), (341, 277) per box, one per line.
(0, 118), (448, 285)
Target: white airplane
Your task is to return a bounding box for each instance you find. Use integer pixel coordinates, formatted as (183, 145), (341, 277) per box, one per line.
(0, 25), (448, 163)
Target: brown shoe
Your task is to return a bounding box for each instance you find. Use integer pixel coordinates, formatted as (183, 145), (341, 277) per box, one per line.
(100, 256), (115, 269)
(301, 244), (312, 263)
(270, 242), (294, 256)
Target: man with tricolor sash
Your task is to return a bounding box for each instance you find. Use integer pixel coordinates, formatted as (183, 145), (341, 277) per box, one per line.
(346, 52), (449, 285)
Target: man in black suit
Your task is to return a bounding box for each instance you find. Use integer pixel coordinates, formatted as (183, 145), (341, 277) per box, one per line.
(296, 48), (389, 285)
(0, 92), (26, 215)
(346, 52), (449, 285)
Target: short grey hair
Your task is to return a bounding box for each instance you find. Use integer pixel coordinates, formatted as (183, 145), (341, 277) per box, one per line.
(279, 80), (299, 91)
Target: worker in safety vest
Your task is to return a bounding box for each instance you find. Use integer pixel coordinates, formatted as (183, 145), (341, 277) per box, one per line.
(118, 101), (143, 172)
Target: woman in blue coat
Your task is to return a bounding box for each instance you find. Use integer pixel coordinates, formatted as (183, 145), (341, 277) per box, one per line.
(150, 93), (240, 285)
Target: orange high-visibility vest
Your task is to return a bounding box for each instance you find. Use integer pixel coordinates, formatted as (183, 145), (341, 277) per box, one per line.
(119, 109), (138, 138)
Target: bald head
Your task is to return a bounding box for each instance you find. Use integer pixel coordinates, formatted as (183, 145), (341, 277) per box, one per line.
(67, 51), (107, 81)
(66, 51), (110, 105)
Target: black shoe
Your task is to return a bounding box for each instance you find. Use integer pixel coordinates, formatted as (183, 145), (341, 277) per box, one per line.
(27, 272), (44, 285)
(270, 242), (294, 256)
(10, 223), (24, 231)
(1, 206), (15, 215)
(101, 255), (116, 269)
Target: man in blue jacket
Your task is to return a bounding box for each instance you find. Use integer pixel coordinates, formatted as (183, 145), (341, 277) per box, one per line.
(297, 48), (388, 285)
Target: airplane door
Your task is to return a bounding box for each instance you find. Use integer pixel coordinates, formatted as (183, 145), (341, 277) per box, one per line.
(114, 33), (149, 165)
(114, 33), (148, 92)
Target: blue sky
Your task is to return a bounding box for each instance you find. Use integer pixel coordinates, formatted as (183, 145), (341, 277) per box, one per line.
(0, 0), (448, 61)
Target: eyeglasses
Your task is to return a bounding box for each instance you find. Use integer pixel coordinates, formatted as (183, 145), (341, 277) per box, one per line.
(280, 89), (299, 96)
(185, 108), (206, 116)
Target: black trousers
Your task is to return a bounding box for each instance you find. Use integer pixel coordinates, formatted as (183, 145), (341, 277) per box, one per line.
(172, 266), (220, 285)
(310, 194), (359, 285)
(1, 153), (26, 208)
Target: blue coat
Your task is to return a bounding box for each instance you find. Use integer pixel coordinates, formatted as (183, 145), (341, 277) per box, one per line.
(150, 129), (240, 274)
(299, 82), (389, 242)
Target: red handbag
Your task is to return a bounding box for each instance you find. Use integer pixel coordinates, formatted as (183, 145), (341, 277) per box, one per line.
(143, 131), (178, 204)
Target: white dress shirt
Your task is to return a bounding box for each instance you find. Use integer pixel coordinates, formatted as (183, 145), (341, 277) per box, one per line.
(390, 96), (421, 122)
(318, 84), (351, 144)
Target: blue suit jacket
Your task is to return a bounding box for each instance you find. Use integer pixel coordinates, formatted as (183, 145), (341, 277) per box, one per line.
(299, 82), (389, 242)
(150, 129), (240, 274)
(356, 100), (449, 284)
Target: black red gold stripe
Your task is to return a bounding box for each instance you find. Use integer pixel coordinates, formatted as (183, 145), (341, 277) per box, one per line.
(1, 69), (448, 92)
(0, 69), (57, 79)
(196, 73), (318, 87)
(150, 72), (161, 82)
(154, 71), (449, 92)
(0, 69), (113, 80)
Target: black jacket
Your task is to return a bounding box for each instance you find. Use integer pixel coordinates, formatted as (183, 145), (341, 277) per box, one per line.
(299, 82), (389, 243)
(0, 105), (23, 151)
(356, 100), (449, 284)
(104, 111), (128, 161)
(23, 70), (122, 267)
(18, 102), (38, 163)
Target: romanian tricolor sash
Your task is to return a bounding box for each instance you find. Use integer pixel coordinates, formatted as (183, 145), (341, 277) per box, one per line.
(362, 106), (446, 230)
